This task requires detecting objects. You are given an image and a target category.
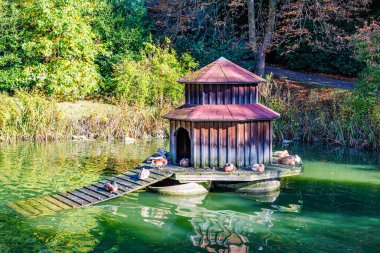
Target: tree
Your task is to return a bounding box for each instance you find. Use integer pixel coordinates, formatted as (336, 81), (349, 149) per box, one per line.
(17, 0), (105, 98)
(148, 0), (371, 76)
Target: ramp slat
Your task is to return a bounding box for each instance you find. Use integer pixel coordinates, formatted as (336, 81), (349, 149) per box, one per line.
(51, 194), (81, 208)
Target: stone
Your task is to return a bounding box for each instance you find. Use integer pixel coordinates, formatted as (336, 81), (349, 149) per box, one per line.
(213, 180), (281, 193)
(148, 182), (209, 196)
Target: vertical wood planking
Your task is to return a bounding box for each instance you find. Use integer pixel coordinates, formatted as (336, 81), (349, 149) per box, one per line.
(196, 84), (201, 104)
(219, 122), (227, 167)
(201, 122), (210, 167)
(251, 122), (258, 164)
(216, 84), (222, 104)
(232, 86), (237, 104)
(253, 122), (260, 163)
(185, 84), (190, 104)
(257, 122), (263, 163)
(269, 121), (273, 163)
(210, 123), (218, 167)
(225, 85), (231, 104)
(209, 85), (216, 104)
(255, 85), (259, 103)
(193, 123), (201, 168)
(228, 123), (236, 164)
(190, 84), (195, 104)
(236, 123), (245, 167)
(244, 122), (251, 166)
(264, 121), (270, 163)
(244, 86), (250, 104)
(203, 85), (209, 104)
(239, 86), (244, 104)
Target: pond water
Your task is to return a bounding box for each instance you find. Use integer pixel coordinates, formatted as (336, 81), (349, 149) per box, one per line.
(0, 140), (379, 252)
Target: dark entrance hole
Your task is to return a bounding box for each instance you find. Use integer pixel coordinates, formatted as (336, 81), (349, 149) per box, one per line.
(175, 128), (191, 163)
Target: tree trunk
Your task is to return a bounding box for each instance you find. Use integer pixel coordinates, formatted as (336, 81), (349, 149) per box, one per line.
(247, 0), (257, 52)
(255, 49), (266, 76)
(253, 0), (278, 76)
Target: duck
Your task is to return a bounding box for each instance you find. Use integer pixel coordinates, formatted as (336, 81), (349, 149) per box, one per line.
(224, 163), (236, 172)
(278, 155), (302, 166)
(104, 181), (118, 193)
(179, 158), (190, 167)
(273, 150), (289, 158)
(157, 148), (167, 156)
(251, 163), (265, 173)
(150, 156), (168, 168)
(138, 168), (150, 180)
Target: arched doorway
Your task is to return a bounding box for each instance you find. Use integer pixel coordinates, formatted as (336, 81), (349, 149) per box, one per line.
(175, 127), (191, 163)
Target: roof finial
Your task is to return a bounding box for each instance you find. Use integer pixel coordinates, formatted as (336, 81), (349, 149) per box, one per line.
(218, 56), (227, 61)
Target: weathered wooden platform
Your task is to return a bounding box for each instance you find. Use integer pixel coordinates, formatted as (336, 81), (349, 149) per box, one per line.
(7, 168), (173, 217)
(167, 163), (303, 183)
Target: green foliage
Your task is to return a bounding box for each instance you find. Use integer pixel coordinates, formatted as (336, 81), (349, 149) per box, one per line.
(0, 0), (23, 91)
(91, 0), (151, 91)
(113, 41), (198, 106)
(18, 0), (104, 98)
(0, 0), (152, 98)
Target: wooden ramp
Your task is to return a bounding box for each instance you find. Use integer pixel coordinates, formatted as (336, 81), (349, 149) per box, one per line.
(8, 168), (173, 217)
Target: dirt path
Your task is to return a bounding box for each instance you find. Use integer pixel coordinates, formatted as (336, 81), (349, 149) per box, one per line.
(265, 66), (355, 89)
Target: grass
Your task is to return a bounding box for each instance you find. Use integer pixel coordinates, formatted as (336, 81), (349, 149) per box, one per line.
(0, 84), (379, 150)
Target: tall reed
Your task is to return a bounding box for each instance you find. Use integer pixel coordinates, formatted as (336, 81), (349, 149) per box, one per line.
(260, 75), (380, 149)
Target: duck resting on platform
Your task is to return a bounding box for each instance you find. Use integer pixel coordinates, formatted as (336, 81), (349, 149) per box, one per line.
(179, 158), (190, 167)
(138, 168), (150, 180)
(273, 150), (289, 158)
(251, 163), (265, 173)
(147, 156), (168, 169)
(104, 181), (118, 193)
(278, 155), (302, 166)
(224, 163), (236, 172)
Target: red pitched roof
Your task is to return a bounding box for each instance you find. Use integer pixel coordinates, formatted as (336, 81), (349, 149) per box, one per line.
(179, 57), (265, 84)
(163, 104), (280, 122)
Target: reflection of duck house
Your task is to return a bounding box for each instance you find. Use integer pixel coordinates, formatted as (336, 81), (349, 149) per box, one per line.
(163, 57), (280, 168)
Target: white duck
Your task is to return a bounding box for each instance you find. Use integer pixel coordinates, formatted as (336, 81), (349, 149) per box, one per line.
(138, 168), (150, 180)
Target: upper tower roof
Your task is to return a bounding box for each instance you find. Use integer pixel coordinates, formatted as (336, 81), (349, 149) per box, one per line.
(178, 57), (265, 84)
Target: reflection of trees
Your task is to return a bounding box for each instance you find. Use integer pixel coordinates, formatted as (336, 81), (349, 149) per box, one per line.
(156, 194), (277, 253)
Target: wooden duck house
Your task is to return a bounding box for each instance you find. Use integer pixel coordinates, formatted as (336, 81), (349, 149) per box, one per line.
(163, 57), (280, 168)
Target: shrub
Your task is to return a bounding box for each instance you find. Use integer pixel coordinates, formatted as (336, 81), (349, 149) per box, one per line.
(113, 41), (198, 106)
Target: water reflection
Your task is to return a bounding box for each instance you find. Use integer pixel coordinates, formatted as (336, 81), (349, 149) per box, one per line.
(135, 193), (283, 253)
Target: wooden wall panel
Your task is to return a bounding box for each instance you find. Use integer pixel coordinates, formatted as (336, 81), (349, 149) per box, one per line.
(236, 123), (245, 167)
(264, 121), (270, 163)
(244, 122), (251, 166)
(203, 122), (211, 167)
(193, 122), (201, 168)
(184, 84), (259, 105)
(170, 120), (273, 168)
(218, 122), (227, 167)
(210, 123), (218, 167)
(227, 123), (236, 163)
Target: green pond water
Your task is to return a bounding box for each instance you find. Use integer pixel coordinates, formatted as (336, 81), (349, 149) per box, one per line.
(0, 140), (379, 253)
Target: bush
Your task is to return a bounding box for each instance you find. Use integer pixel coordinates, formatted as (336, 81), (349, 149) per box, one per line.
(113, 41), (198, 106)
